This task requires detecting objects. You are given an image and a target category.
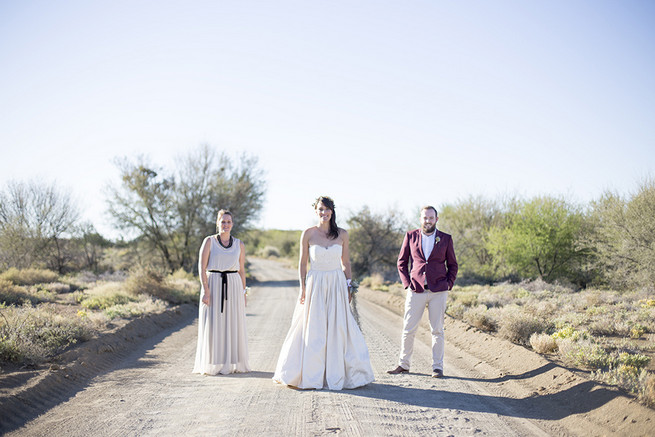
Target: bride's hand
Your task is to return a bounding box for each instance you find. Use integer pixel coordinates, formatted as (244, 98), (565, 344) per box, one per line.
(299, 290), (306, 304)
(201, 294), (210, 306)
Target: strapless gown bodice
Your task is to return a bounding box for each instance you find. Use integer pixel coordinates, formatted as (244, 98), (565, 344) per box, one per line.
(309, 244), (343, 271)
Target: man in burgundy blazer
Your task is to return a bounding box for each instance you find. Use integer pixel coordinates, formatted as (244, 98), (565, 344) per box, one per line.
(388, 205), (458, 378)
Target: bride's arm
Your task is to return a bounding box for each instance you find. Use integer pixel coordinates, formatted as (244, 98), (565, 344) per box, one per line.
(298, 229), (310, 304)
(340, 230), (353, 302)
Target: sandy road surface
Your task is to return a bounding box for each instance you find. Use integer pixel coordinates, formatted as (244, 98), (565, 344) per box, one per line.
(5, 259), (653, 436)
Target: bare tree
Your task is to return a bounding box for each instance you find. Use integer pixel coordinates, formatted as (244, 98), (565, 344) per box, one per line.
(347, 206), (408, 280)
(0, 180), (80, 271)
(106, 145), (266, 272)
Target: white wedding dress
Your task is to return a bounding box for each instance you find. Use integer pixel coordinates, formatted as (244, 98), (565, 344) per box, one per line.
(273, 244), (375, 390)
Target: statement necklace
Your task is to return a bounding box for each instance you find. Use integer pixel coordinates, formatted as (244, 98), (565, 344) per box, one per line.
(217, 235), (233, 249)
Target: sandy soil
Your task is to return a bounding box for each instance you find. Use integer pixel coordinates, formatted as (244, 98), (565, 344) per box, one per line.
(1, 258), (653, 436)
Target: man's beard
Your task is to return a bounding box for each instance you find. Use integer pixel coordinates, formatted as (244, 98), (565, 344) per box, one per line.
(422, 223), (436, 234)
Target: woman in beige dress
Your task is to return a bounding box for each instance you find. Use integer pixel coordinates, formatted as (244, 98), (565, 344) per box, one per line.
(193, 209), (251, 375)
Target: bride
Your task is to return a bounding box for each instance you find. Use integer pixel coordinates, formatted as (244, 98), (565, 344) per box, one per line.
(273, 196), (374, 390)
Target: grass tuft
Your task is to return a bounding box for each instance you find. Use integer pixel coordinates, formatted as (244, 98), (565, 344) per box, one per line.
(0, 268), (59, 286)
(0, 303), (94, 364)
(530, 332), (558, 354)
(498, 308), (546, 345)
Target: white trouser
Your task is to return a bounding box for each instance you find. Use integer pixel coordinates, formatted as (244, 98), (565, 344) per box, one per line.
(398, 288), (448, 371)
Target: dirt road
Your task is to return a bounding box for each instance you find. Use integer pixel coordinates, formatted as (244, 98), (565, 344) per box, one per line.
(6, 258), (654, 436)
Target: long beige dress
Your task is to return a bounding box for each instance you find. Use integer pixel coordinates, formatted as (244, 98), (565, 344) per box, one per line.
(193, 236), (250, 375)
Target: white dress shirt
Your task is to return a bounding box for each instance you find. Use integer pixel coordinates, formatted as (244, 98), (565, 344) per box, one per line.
(421, 231), (436, 260)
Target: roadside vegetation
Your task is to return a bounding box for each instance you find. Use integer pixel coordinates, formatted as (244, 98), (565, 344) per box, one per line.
(353, 178), (655, 408)
(0, 145), (264, 369)
(0, 266), (197, 366)
(1, 145), (653, 408)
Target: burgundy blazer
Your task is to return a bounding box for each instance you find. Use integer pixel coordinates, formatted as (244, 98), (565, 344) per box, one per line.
(397, 229), (458, 293)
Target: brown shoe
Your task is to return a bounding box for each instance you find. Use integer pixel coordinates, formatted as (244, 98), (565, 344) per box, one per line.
(387, 365), (409, 374)
(432, 368), (444, 378)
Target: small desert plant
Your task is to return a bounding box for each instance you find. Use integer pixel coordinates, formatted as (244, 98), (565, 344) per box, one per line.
(552, 326), (586, 341)
(80, 292), (134, 310)
(446, 301), (467, 319)
(618, 352), (651, 369)
(103, 296), (167, 320)
(639, 372), (655, 407)
(530, 332), (558, 354)
(0, 279), (34, 305)
(125, 266), (166, 296)
(0, 267), (59, 286)
(258, 246), (280, 258)
(39, 282), (72, 294)
(0, 303), (94, 364)
(360, 273), (389, 291)
(452, 289), (479, 307)
(558, 339), (614, 370)
(630, 324), (647, 339)
(498, 309), (546, 345)
(169, 268), (195, 282)
(463, 305), (496, 332)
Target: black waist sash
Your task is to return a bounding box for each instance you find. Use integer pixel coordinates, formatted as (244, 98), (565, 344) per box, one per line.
(207, 270), (238, 313)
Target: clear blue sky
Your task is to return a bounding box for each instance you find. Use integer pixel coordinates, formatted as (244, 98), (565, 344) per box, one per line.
(1, 1), (654, 239)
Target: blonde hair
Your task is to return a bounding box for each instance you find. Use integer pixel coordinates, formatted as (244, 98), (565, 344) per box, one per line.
(216, 209), (233, 231)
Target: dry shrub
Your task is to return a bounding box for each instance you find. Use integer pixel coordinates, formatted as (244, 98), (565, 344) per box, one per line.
(640, 372), (655, 407)
(530, 333), (558, 354)
(164, 275), (198, 304)
(0, 303), (94, 364)
(169, 268), (195, 282)
(360, 273), (386, 290)
(447, 301), (466, 319)
(453, 290), (479, 307)
(558, 338), (614, 370)
(103, 296), (167, 320)
(498, 309), (546, 345)
(81, 291), (134, 310)
(124, 266), (195, 304)
(125, 266), (165, 296)
(0, 279), (34, 305)
(0, 267), (59, 286)
(463, 305), (496, 332)
(40, 282), (72, 294)
(258, 246), (280, 258)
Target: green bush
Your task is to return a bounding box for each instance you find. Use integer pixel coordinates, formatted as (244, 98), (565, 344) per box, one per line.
(558, 339), (614, 370)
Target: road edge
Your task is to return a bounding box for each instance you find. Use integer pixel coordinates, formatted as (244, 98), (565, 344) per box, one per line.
(357, 286), (654, 437)
(0, 303), (198, 434)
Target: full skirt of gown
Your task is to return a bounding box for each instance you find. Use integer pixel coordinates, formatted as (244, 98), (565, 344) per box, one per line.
(273, 244), (374, 389)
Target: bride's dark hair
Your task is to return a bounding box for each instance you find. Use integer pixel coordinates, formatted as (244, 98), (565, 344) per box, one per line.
(313, 196), (339, 240)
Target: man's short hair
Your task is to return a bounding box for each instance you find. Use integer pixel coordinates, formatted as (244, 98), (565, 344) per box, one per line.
(421, 205), (438, 216)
